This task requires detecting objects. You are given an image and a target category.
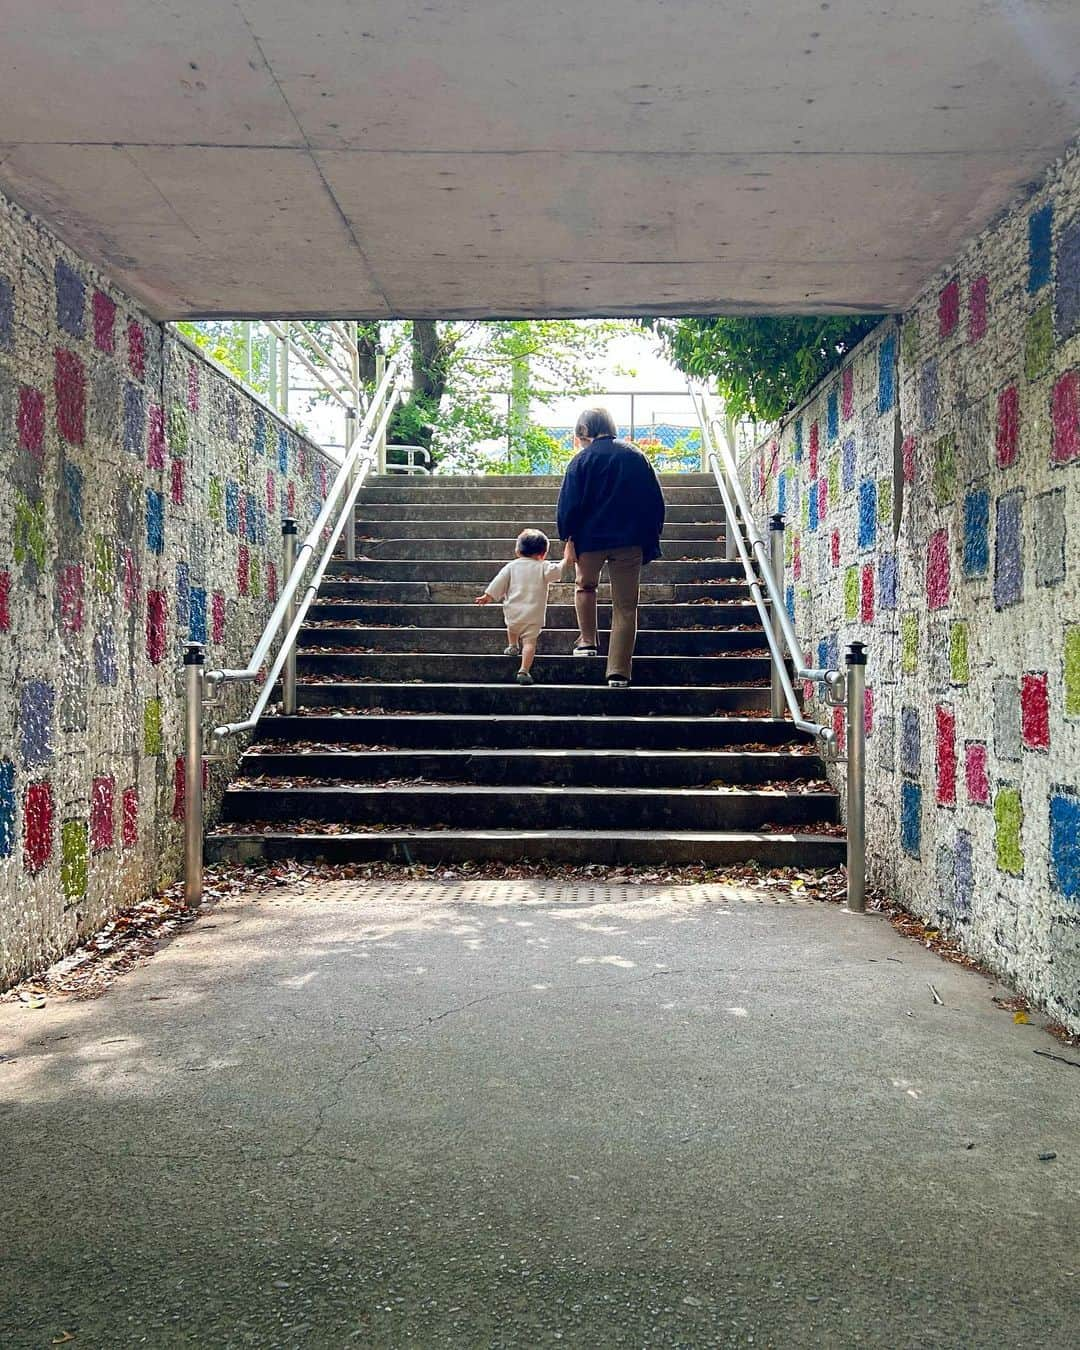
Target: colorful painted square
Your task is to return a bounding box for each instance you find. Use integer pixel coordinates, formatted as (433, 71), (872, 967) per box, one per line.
(238, 545), (250, 595)
(1028, 203), (1052, 293)
(21, 680), (55, 767)
(901, 781), (922, 858)
(1050, 370), (1079, 465)
(950, 621), (969, 684)
(900, 706), (920, 777)
(1034, 489), (1066, 587)
(864, 685), (874, 737)
(994, 677), (1022, 761)
(844, 566), (859, 620)
(996, 385), (1019, 468)
(0, 572), (10, 633)
(146, 489), (165, 554)
(1066, 627), (1080, 719)
(857, 479), (877, 550)
(0, 760), (14, 857)
(879, 554), (898, 610)
(1020, 672), (1050, 750)
(93, 625), (118, 686)
(143, 697), (163, 756)
(860, 565), (874, 623)
(901, 317), (919, 366)
(808, 481), (819, 533)
(212, 592), (226, 644)
(170, 457), (185, 506)
(23, 780), (54, 872)
(935, 705), (957, 806)
(954, 830), (974, 914)
(1056, 216), (1080, 339)
(932, 434), (956, 506)
(827, 389), (839, 441)
(964, 743), (989, 804)
(225, 480), (239, 535)
(55, 259), (85, 336)
(901, 611), (919, 672)
(90, 776), (115, 852)
(878, 332), (896, 413)
(61, 820), (88, 899)
(254, 410), (267, 456)
(0, 275), (12, 349)
(123, 382), (145, 455)
(1049, 790), (1080, 902)
(927, 529), (950, 609)
(993, 491), (1023, 609)
(962, 489), (990, 577)
(1025, 301), (1053, 381)
(58, 564), (84, 633)
(830, 530), (840, 568)
(938, 280), (960, 338)
(794, 419), (803, 462)
(968, 275), (989, 342)
(841, 436), (856, 490)
(18, 385), (45, 457)
(994, 786), (1023, 875)
(92, 290), (116, 352)
(187, 361), (200, 412)
(128, 320), (146, 379)
(54, 348), (86, 445)
(146, 589), (168, 665)
(122, 787), (139, 849)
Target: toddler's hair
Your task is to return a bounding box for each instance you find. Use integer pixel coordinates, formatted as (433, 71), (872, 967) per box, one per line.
(516, 528), (549, 557)
(574, 406), (618, 441)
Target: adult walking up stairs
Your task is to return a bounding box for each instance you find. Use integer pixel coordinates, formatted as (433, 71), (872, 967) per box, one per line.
(207, 474), (844, 867)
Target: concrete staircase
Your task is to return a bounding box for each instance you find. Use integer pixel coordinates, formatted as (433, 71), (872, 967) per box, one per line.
(207, 474), (845, 867)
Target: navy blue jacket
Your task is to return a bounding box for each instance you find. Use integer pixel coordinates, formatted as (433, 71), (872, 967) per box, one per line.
(556, 437), (666, 564)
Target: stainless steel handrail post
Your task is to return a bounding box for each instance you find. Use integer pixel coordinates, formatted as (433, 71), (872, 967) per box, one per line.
(344, 407), (357, 561)
(375, 352), (387, 474)
(768, 514), (786, 720)
(282, 518), (299, 715)
(183, 642), (205, 906)
(845, 641), (867, 912)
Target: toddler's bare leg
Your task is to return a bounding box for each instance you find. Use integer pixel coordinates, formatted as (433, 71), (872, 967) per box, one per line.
(519, 636), (537, 673)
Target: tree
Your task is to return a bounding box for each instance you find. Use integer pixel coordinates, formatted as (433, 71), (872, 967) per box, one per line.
(647, 315), (883, 423)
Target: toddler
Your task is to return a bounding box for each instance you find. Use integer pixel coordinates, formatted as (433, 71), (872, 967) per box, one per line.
(476, 529), (567, 685)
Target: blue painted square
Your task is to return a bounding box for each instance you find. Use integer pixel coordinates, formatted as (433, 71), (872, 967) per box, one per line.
(1049, 789), (1080, 901)
(123, 383), (145, 455)
(858, 479), (877, 551)
(920, 360), (939, 429)
(190, 587), (207, 644)
(1028, 203), (1053, 293)
(808, 481), (819, 533)
(993, 490), (1023, 609)
(954, 830), (973, 916)
(176, 562), (190, 628)
(785, 584), (795, 621)
(877, 332), (896, 414)
(778, 471), (787, 514)
(21, 679), (55, 768)
(962, 489), (990, 577)
(278, 428), (289, 474)
(0, 275), (13, 350)
(93, 625), (118, 686)
(225, 479), (240, 535)
(900, 706), (920, 777)
(794, 419), (803, 463)
(901, 781), (922, 858)
(842, 437), (856, 490)
(0, 760), (15, 857)
(879, 553), (898, 610)
(64, 462), (84, 530)
(817, 637), (829, 670)
(827, 389), (839, 442)
(1055, 216), (1080, 339)
(55, 259), (85, 336)
(146, 489), (164, 555)
(826, 631), (839, 669)
(254, 410), (267, 456)
(244, 492), (259, 544)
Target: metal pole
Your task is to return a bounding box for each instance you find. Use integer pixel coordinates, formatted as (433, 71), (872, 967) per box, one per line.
(267, 332), (277, 407)
(282, 518), (299, 715)
(629, 392), (635, 443)
(279, 322), (290, 415)
(769, 514), (786, 720)
(845, 641), (867, 913)
(183, 642), (205, 906)
(344, 408), (357, 561)
(375, 352), (387, 473)
(241, 321), (252, 383)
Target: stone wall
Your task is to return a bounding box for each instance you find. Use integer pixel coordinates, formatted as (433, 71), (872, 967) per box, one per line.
(743, 143), (1080, 1032)
(0, 189), (331, 986)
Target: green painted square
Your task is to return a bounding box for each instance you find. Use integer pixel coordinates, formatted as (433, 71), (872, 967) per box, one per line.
(901, 611), (919, 673)
(877, 476), (893, 527)
(14, 493), (47, 570)
(61, 820), (88, 899)
(994, 786), (1023, 875)
(828, 456), (840, 503)
(208, 476), (224, 523)
(784, 528), (793, 567)
(93, 534), (115, 594)
(168, 405), (190, 455)
(1065, 626), (1080, 718)
(932, 434), (956, 506)
(844, 566), (859, 620)
(250, 552), (262, 599)
(950, 621), (969, 685)
(144, 698), (163, 756)
(1024, 300), (1054, 381)
(901, 318), (920, 367)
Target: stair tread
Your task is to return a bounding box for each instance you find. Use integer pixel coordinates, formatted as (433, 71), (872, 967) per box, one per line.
(211, 827), (837, 841)
(226, 783), (836, 798)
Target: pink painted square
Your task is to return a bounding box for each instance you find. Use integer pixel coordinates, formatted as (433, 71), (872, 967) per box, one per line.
(793, 535), (802, 581)
(935, 705), (957, 806)
(121, 786), (139, 848)
(0, 571), (10, 632)
(287, 481), (297, 517)
(266, 471), (276, 514)
(146, 589), (168, 665)
(59, 564), (84, 633)
(54, 348), (86, 446)
(968, 275), (989, 343)
(237, 545), (250, 596)
(1051, 370), (1079, 465)
(902, 435), (916, 484)
(92, 290), (116, 353)
(803, 679), (814, 703)
(147, 404), (166, 469)
(938, 279), (960, 338)
(926, 529), (950, 609)
(996, 386), (1019, 468)
(90, 775), (115, 852)
(818, 476), (828, 522)
(18, 386), (46, 458)
(964, 743), (989, 804)
(267, 562), (278, 603)
(864, 685), (874, 736)
(832, 705), (846, 746)
(212, 592), (226, 644)
(127, 321), (146, 380)
(860, 564), (874, 623)
(841, 366), (854, 420)
(187, 361), (200, 412)
(830, 530), (840, 568)
(170, 457), (185, 506)
(23, 780), (54, 872)
(808, 421), (819, 478)
(1020, 672), (1050, 750)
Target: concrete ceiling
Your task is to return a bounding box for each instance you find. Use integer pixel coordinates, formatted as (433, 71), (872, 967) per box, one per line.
(1, 1), (1078, 319)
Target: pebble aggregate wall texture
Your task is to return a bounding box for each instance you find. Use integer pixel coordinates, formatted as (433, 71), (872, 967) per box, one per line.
(744, 143), (1080, 1032)
(0, 189), (331, 986)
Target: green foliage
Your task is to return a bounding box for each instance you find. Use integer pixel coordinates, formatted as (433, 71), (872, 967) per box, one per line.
(175, 320), (268, 391)
(648, 315), (884, 422)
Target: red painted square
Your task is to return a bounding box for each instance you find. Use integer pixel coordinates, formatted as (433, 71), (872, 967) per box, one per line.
(122, 548), (139, 612)
(121, 786), (139, 848)
(187, 361), (200, 412)
(968, 275), (989, 343)
(90, 775), (115, 852)
(808, 421), (819, 477)
(267, 562), (278, 603)
(237, 545), (250, 596)
(830, 529), (840, 567)
(170, 457), (185, 506)
(18, 385), (46, 458)
(964, 742), (990, 804)
(172, 756), (208, 821)
(286, 481), (297, 516)
(996, 385), (1019, 468)
(842, 366), (854, 420)
(24, 780), (55, 872)
(803, 679), (814, 703)
(938, 279), (960, 337)
(266, 471), (276, 514)
(832, 705), (846, 746)
(59, 564), (84, 633)
(0, 571), (10, 632)
(147, 404), (166, 469)
(1021, 672), (1050, 750)
(212, 591), (226, 644)
(146, 589), (168, 665)
(127, 320), (146, 380)
(864, 685), (874, 736)
(818, 475), (828, 522)
(936, 705), (957, 805)
(319, 463), (328, 499)
(860, 564), (875, 623)
(926, 529), (950, 609)
(769, 439), (780, 479)
(54, 348), (86, 445)
(92, 290), (116, 352)
(902, 434), (916, 484)
(1050, 370), (1080, 465)
(793, 535), (801, 581)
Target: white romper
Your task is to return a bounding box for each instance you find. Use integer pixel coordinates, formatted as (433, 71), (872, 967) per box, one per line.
(484, 557), (565, 641)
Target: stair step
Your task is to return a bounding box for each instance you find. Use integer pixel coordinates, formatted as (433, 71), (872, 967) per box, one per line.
(207, 828), (845, 869)
(356, 520), (727, 540)
(292, 682), (775, 715)
(304, 602), (765, 630)
(294, 652), (772, 685)
(355, 502), (723, 522)
(256, 714), (811, 750)
(297, 627), (768, 656)
(220, 783), (839, 831)
(358, 486), (720, 505)
(360, 538), (729, 560)
(364, 473), (718, 488)
(327, 559), (745, 583)
(239, 749), (823, 787)
(315, 581), (755, 604)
